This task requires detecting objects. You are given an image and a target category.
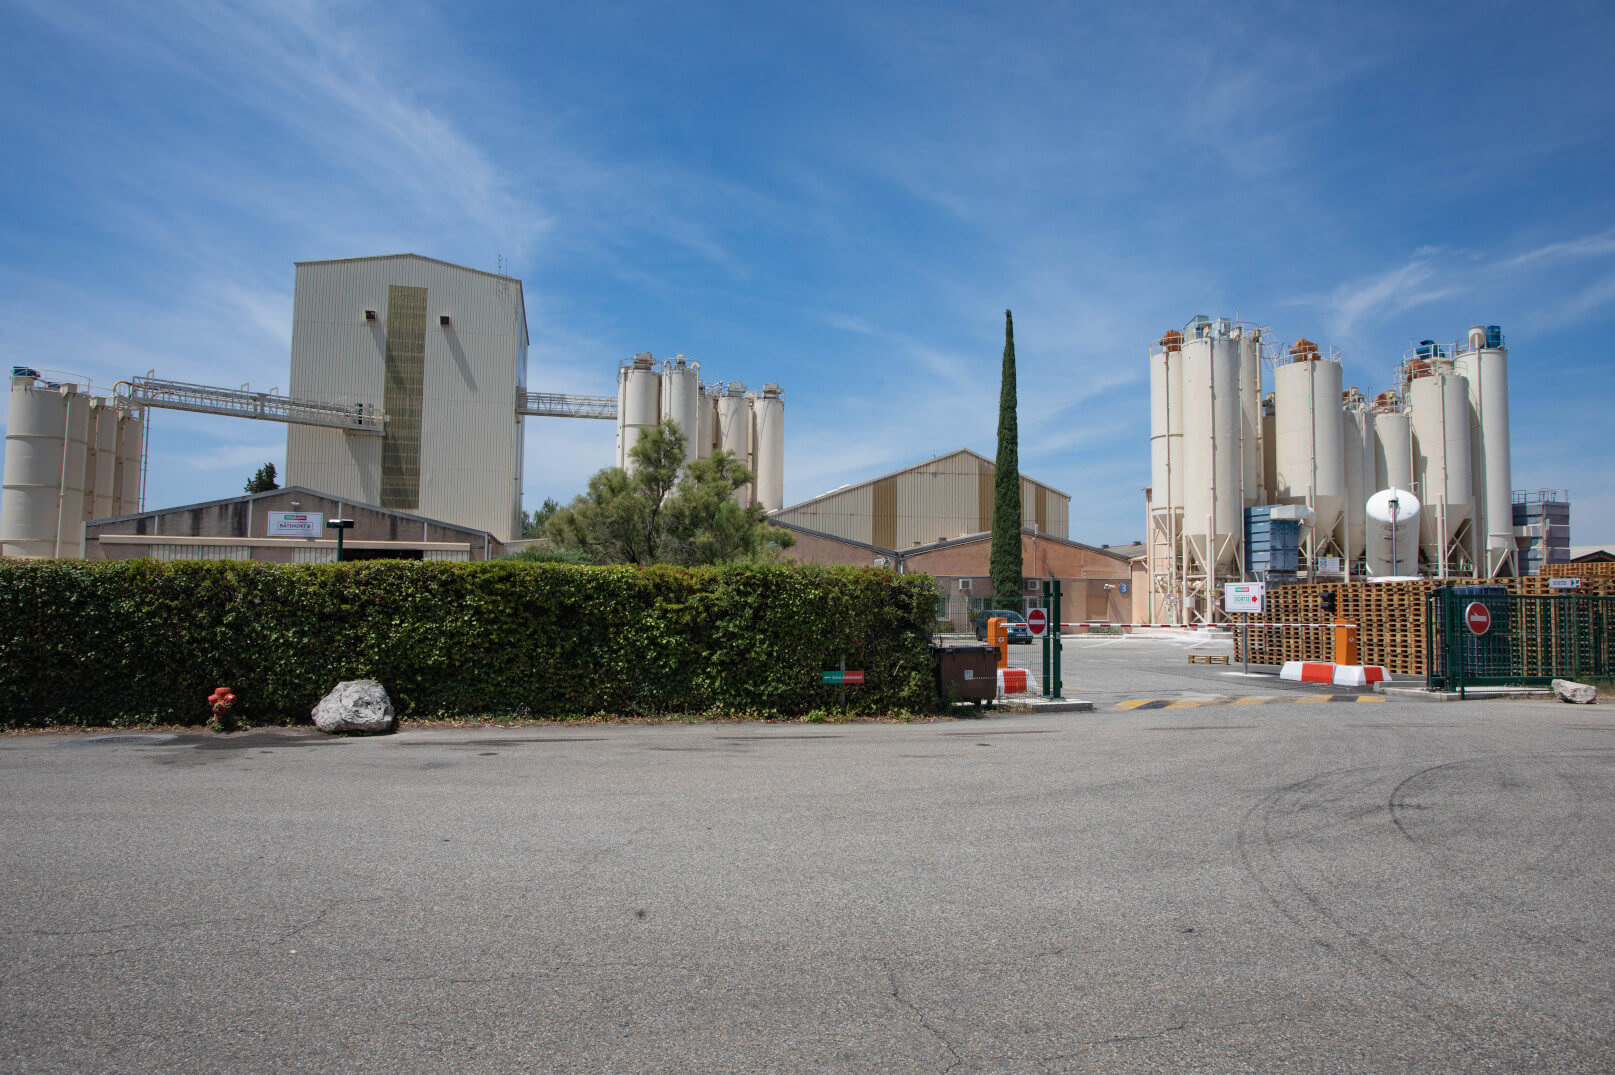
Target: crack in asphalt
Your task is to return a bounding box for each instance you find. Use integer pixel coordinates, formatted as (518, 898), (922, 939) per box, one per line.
(871, 957), (966, 1072)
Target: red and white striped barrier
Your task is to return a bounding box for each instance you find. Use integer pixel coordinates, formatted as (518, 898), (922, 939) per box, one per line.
(997, 668), (1036, 695)
(1053, 623), (1356, 630)
(1281, 662), (1388, 687)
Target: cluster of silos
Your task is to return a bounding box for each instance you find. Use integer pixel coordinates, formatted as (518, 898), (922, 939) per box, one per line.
(613, 353), (785, 511)
(2, 369), (144, 558)
(1146, 319), (1516, 619)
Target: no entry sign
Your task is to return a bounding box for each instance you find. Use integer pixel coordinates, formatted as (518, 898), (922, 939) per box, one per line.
(1026, 608), (1048, 637)
(1465, 601), (1492, 635)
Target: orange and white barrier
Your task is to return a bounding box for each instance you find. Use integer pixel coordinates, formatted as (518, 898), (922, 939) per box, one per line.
(997, 668), (1036, 695)
(1281, 662), (1388, 687)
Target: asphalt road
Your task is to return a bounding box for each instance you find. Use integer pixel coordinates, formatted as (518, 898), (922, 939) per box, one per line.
(2, 690), (1612, 1071)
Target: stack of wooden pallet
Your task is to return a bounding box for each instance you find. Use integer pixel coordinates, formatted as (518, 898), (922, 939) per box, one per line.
(1544, 561), (1615, 578)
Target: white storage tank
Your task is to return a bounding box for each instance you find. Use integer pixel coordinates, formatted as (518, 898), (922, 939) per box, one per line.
(617, 353), (661, 469)
(696, 386), (717, 461)
(88, 399), (119, 521)
(1453, 325), (1514, 576)
(115, 408), (144, 515)
(1273, 342), (1346, 544)
(1365, 487), (1421, 577)
(2, 372), (70, 557)
(1340, 389), (1374, 568)
(1239, 331), (1263, 506)
(717, 383), (752, 503)
(58, 390), (90, 554)
(1371, 393), (1413, 493)
(1408, 366), (1473, 575)
(1179, 328), (1241, 571)
(659, 356), (700, 465)
(752, 384), (784, 511)
(1148, 330), (1185, 545)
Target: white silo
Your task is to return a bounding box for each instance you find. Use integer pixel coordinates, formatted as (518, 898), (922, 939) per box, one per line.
(1274, 342), (1346, 558)
(115, 407), (144, 515)
(1260, 394), (1276, 506)
(88, 399), (119, 521)
(1365, 487), (1421, 578)
(696, 386), (717, 460)
(717, 383), (752, 504)
(752, 384), (785, 511)
(616, 353), (661, 470)
(1340, 389), (1375, 573)
(659, 355), (700, 465)
(1408, 366), (1473, 577)
(1179, 328), (1241, 571)
(2, 373), (68, 557)
(1239, 331), (1263, 505)
(1371, 394), (1413, 493)
(58, 390), (90, 555)
(1148, 330), (1185, 554)
(1453, 325), (1514, 577)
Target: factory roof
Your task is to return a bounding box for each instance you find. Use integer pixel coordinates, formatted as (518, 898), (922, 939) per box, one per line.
(88, 485), (496, 540)
(783, 447), (1071, 512)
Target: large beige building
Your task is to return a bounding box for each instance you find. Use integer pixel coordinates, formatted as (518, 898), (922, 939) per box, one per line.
(772, 448), (1069, 549)
(285, 254), (528, 543)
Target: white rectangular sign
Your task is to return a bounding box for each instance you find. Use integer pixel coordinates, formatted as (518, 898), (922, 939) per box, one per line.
(268, 511), (324, 537)
(1224, 582), (1265, 614)
(1549, 577), (1582, 589)
(1317, 556), (1343, 574)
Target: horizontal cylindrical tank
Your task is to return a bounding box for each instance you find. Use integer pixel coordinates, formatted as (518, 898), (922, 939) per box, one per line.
(1408, 370), (1473, 572)
(752, 384), (784, 511)
(659, 356), (700, 466)
(1274, 352), (1346, 541)
(2, 374), (70, 557)
(617, 354), (660, 470)
(1454, 325), (1513, 576)
(1149, 330), (1185, 534)
(1365, 487), (1421, 577)
(1373, 409), (1413, 493)
(1180, 334), (1241, 571)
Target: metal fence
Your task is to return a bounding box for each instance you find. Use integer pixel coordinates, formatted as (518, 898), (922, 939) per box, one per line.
(1427, 587), (1615, 696)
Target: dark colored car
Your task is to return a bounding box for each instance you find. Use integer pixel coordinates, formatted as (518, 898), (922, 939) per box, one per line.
(974, 609), (1032, 644)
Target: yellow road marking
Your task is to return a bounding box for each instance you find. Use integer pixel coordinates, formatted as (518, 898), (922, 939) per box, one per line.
(1294, 695), (1334, 703)
(1356, 696), (1386, 703)
(1231, 696), (1271, 705)
(1112, 700), (1154, 710)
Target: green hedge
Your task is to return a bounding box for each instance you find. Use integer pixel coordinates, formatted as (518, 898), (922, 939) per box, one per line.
(0, 560), (942, 726)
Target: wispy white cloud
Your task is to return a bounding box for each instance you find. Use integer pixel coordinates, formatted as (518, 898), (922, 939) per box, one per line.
(1506, 228), (1615, 267)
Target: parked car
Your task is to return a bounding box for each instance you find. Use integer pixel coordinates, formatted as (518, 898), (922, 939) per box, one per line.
(974, 609), (1032, 644)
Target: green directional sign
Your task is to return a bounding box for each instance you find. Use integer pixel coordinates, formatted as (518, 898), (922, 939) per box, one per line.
(821, 671), (843, 685)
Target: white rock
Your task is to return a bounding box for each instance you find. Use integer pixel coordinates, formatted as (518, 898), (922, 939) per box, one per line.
(312, 680), (396, 733)
(1552, 678), (1598, 705)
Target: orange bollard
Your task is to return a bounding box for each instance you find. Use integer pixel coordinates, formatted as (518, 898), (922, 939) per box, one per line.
(1333, 621), (1359, 666)
(988, 616), (1009, 669)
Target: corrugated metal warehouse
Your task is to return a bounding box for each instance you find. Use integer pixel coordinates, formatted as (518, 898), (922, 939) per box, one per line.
(772, 449), (1069, 549)
(285, 254), (528, 544)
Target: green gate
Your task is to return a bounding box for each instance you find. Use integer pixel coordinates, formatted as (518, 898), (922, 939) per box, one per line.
(1427, 586), (1615, 696)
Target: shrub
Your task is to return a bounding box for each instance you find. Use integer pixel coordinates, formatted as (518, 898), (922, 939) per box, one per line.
(0, 560), (940, 726)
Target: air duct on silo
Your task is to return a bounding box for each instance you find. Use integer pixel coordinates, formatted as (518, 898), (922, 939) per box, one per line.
(1274, 344), (1346, 551)
(1180, 327), (1241, 571)
(659, 355), (700, 466)
(752, 384), (784, 512)
(1453, 325), (1515, 577)
(1408, 364), (1473, 577)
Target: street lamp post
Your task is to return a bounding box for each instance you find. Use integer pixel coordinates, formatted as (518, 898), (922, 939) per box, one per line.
(325, 518), (354, 562)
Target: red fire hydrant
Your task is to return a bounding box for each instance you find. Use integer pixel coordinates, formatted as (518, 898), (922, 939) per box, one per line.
(207, 687), (237, 732)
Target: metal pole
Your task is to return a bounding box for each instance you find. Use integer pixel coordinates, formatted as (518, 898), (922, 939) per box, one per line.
(1052, 580), (1064, 701)
(1041, 580), (1051, 698)
(1243, 612), (1250, 676)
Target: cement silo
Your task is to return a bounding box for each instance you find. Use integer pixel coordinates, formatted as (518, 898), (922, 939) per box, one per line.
(751, 384), (784, 511)
(659, 355), (700, 465)
(1407, 363), (1473, 577)
(1148, 330), (1185, 555)
(1454, 325), (1515, 576)
(1340, 388), (1375, 573)
(58, 390), (90, 553)
(696, 386), (717, 461)
(2, 373), (70, 557)
(1274, 342), (1346, 565)
(1371, 392), (1413, 493)
(1239, 332), (1263, 506)
(88, 398), (119, 521)
(616, 353), (661, 469)
(717, 383), (751, 503)
(1365, 487), (1420, 578)
(1179, 326), (1241, 572)
(115, 407), (144, 515)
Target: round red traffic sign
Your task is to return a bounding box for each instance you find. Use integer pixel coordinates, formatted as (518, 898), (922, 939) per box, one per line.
(1026, 608), (1048, 638)
(1465, 601), (1491, 635)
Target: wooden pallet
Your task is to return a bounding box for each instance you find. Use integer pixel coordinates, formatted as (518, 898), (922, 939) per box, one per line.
(1188, 653), (1230, 665)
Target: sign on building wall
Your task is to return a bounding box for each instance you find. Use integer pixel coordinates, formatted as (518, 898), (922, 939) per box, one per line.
(1223, 582), (1265, 614)
(267, 512), (324, 537)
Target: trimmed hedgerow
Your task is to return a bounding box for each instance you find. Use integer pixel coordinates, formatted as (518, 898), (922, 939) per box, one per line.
(0, 559), (940, 727)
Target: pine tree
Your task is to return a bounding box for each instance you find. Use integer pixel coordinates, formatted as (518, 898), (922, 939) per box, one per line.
(244, 462), (279, 494)
(989, 310), (1023, 608)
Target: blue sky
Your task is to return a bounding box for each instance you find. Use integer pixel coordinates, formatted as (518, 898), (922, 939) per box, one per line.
(3, 0), (1614, 543)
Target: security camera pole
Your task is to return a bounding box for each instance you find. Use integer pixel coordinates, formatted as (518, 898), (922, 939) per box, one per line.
(325, 517), (354, 562)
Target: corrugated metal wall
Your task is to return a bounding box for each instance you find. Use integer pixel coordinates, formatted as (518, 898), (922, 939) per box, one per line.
(284, 256), (526, 542)
(152, 544), (250, 561)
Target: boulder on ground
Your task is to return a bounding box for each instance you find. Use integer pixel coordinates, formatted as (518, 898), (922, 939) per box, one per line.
(1552, 678), (1597, 705)
(312, 680), (396, 733)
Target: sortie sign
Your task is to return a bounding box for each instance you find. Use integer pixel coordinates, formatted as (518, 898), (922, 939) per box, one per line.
(1465, 601), (1492, 635)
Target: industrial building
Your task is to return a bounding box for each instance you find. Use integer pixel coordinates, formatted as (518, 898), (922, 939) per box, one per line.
(1, 253), (785, 559)
(1145, 316), (1541, 623)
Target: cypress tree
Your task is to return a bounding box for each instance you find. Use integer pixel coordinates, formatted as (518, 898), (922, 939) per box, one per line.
(989, 309), (1024, 608)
